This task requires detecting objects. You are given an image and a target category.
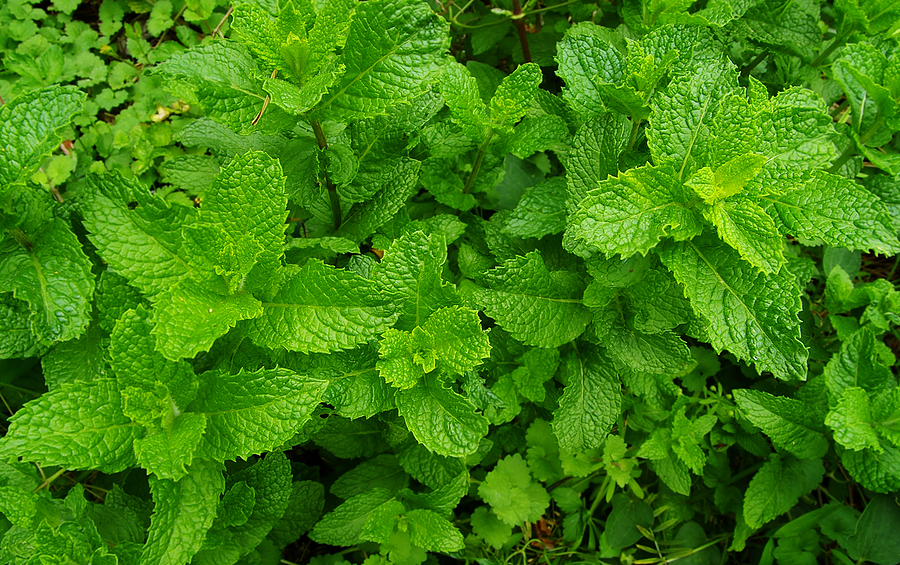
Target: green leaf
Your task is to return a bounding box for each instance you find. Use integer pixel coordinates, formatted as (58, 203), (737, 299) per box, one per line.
(479, 252), (591, 348)
(248, 260), (397, 353)
(647, 57), (739, 177)
(659, 236), (807, 381)
(702, 198), (784, 274)
(310, 488), (397, 546)
(396, 374), (489, 458)
(268, 480), (325, 547)
(441, 61), (491, 143)
(0, 86), (85, 185)
(406, 508), (464, 552)
(0, 293), (44, 359)
(1, 379), (140, 473)
(396, 443), (467, 490)
(605, 493), (653, 550)
(83, 173), (194, 297)
(378, 307), (490, 388)
(152, 279), (263, 361)
(732, 389), (829, 459)
(490, 62), (542, 130)
(569, 164), (704, 258)
(471, 507), (513, 549)
(553, 347), (622, 453)
(133, 413), (207, 481)
(0, 219), (94, 343)
(504, 177), (567, 239)
(334, 158), (420, 243)
(841, 440), (900, 494)
(478, 453), (550, 526)
(743, 454), (824, 529)
(846, 494), (900, 565)
(823, 327), (895, 399)
(555, 23), (625, 120)
(194, 452), (292, 565)
(315, 0), (448, 120)
(373, 230), (459, 331)
(762, 170), (900, 256)
(190, 368), (328, 461)
(564, 114), (631, 216)
(298, 346), (395, 419)
(139, 460), (224, 565)
(826, 387), (883, 452)
(331, 454), (409, 499)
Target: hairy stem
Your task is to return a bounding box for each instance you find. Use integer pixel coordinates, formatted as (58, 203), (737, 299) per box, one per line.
(512, 0), (531, 63)
(462, 132), (493, 195)
(310, 118), (342, 230)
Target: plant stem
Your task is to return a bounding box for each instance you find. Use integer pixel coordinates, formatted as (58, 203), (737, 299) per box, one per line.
(811, 26), (854, 67)
(310, 118), (342, 230)
(826, 118), (884, 175)
(512, 0), (531, 63)
(740, 50), (769, 78)
(626, 117), (642, 153)
(462, 132), (493, 195)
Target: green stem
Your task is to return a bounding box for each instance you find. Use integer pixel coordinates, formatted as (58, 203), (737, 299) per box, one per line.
(33, 468), (66, 492)
(826, 118), (884, 175)
(811, 26), (854, 68)
(462, 132), (493, 195)
(625, 118), (642, 152)
(512, 0), (531, 63)
(830, 98), (850, 119)
(310, 118), (342, 230)
(741, 50), (769, 78)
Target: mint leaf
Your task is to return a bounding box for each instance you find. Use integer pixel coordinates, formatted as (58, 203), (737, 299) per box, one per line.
(555, 23), (624, 120)
(134, 413), (207, 482)
(0, 294), (44, 359)
(733, 389), (828, 459)
(490, 62), (542, 130)
(659, 236), (807, 381)
(316, 0), (448, 120)
(569, 164), (703, 258)
(194, 452), (292, 565)
(1, 379), (140, 473)
(478, 453), (550, 526)
(248, 260), (397, 353)
(503, 177), (567, 239)
(310, 488), (397, 546)
(83, 173), (194, 297)
(331, 455), (409, 499)
(823, 327), (895, 399)
(373, 230), (459, 331)
(743, 454), (824, 529)
(442, 61), (491, 143)
(406, 508), (465, 552)
(297, 346), (395, 420)
(763, 170), (900, 256)
(190, 368), (328, 461)
(396, 374), (488, 457)
(841, 441), (900, 494)
(826, 387), (883, 452)
(553, 347), (622, 453)
(0, 218), (94, 342)
(479, 252), (591, 348)
(140, 459), (225, 565)
(702, 198), (784, 274)
(0, 85), (85, 185)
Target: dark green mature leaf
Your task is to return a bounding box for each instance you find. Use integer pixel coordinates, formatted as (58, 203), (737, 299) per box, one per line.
(310, 488), (398, 546)
(553, 347), (621, 453)
(659, 236), (807, 381)
(0, 379), (140, 473)
(733, 389), (828, 459)
(846, 494), (900, 565)
(743, 454), (824, 529)
(479, 252), (591, 348)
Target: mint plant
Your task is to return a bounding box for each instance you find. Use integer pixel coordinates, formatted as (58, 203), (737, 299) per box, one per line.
(2, 1), (900, 564)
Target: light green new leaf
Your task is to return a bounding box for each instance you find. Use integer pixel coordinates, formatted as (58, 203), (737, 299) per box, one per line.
(0, 85), (85, 185)
(190, 368), (328, 461)
(140, 459), (225, 565)
(133, 413), (207, 481)
(569, 164), (703, 258)
(553, 347), (621, 453)
(478, 454), (550, 526)
(396, 374), (489, 458)
(152, 279), (263, 361)
(733, 389), (828, 459)
(826, 387), (882, 452)
(743, 454), (824, 529)
(316, 0), (449, 120)
(249, 260), (398, 353)
(194, 452), (292, 565)
(0, 218), (93, 342)
(442, 61), (491, 142)
(310, 488), (398, 546)
(1, 379), (140, 473)
(373, 230), (459, 331)
(659, 236), (807, 381)
(763, 170), (900, 256)
(703, 198), (784, 274)
(479, 252), (591, 348)
(490, 62), (542, 130)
